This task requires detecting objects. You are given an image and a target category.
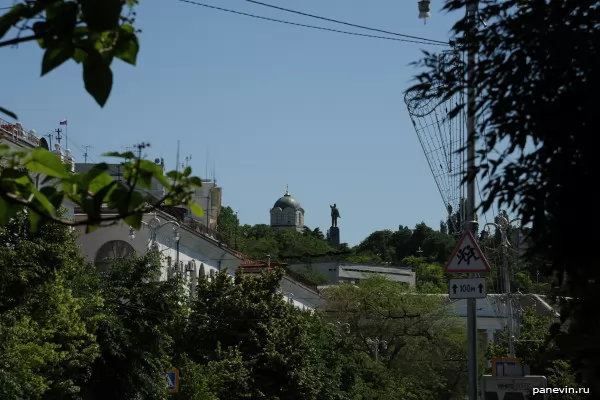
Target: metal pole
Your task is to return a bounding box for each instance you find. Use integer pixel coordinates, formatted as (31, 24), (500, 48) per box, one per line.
(465, 2), (479, 399)
(501, 226), (515, 356)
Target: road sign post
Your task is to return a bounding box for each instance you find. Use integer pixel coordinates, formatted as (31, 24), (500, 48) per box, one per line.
(445, 229), (490, 400)
(448, 277), (487, 299)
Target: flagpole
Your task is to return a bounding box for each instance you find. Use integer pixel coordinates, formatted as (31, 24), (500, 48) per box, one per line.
(65, 118), (68, 150)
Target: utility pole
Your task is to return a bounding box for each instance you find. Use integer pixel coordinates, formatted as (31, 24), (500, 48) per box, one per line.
(45, 132), (53, 149)
(82, 145), (93, 164)
(465, 2), (480, 400)
(418, 2), (479, 398)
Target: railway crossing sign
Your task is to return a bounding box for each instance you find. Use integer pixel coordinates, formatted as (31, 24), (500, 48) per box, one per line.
(448, 277), (487, 299)
(161, 368), (179, 393)
(444, 231), (490, 273)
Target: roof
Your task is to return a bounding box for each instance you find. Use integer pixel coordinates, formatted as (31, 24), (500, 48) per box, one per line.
(272, 188), (302, 210)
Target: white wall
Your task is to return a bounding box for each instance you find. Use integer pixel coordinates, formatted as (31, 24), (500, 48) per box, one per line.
(76, 213), (243, 281)
(280, 275), (324, 310)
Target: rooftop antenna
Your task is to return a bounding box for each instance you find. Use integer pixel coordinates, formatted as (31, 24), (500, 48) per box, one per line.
(212, 160), (217, 185)
(205, 147), (209, 180)
(176, 140), (181, 174)
(82, 145), (93, 164)
(54, 128), (62, 145)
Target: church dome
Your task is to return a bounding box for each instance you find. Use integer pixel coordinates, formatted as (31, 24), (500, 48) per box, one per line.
(272, 187), (302, 210)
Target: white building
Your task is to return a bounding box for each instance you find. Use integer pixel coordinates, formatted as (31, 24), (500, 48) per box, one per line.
(0, 119), (43, 151)
(289, 261), (417, 287)
(76, 209), (245, 292)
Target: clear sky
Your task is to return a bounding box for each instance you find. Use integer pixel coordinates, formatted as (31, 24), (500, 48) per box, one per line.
(2, 0), (495, 246)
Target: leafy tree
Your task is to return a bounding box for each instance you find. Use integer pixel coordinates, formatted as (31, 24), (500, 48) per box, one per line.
(412, 0), (595, 387)
(0, 212), (101, 399)
(216, 206), (239, 247)
(486, 308), (579, 399)
(183, 268), (341, 399)
(355, 230), (395, 263)
(79, 251), (189, 400)
(323, 276), (469, 398)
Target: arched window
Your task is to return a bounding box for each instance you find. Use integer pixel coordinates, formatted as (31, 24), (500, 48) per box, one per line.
(94, 240), (135, 272)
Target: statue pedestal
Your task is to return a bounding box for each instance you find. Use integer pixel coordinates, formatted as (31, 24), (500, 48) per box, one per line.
(329, 226), (340, 248)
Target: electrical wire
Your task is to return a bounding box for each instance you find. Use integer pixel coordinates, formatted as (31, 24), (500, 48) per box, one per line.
(242, 0), (449, 45)
(176, 0), (449, 46)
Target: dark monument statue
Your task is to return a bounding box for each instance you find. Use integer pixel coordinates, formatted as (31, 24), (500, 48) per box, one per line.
(330, 203), (341, 227)
(329, 204), (341, 248)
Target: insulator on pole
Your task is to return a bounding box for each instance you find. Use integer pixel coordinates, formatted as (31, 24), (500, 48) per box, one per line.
(418, 0), (431, 24)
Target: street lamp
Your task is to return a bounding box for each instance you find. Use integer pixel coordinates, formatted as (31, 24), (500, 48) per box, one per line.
(366, 337), (388, 362)
(484, 215), (522, 357)
(143, 213), (181, 273)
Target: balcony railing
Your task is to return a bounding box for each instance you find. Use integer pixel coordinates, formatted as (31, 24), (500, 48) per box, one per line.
(0, 118), (41, 148)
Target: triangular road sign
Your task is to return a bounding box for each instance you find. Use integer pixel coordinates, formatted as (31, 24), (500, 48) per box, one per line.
(445, 231), (490, 273)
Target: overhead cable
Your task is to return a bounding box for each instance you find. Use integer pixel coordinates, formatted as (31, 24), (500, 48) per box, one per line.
(176, 0), (449, 47)
(243, 0), (449, 45)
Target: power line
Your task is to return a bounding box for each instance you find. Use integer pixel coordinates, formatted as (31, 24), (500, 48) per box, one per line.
(176, 0), (449, 47)
(243, 0), (449, 45)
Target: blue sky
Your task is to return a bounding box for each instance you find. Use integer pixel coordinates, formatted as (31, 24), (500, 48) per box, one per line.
(2, 0), (496, 246)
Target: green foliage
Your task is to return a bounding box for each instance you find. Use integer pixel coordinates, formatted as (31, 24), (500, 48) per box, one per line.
(324, 276), (469, 399)
(0, 212), (102, 399)
(0, 0), (140, 112)
(183, 268), (341, 399)
(351, 223), (456, 266)
(236, 224), (340, 263)
(0, 144), (203, 234)
(486, 308), (578, 395)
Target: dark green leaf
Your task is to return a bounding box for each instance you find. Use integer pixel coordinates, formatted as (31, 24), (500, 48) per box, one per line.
(188, 177), (203, 187)
(40, 186), (64, 209)
(124, 211), (143, 230)
(80, 0), (122, 32)
(41, 42), (74, 76)
(114, 26), (139, 66)
(83, 50), (113, 107)
(23, 149), (70, 178)
(73, 48), (87, 63)
(92, 180), (118, 211)
(0, 106), (17, 120)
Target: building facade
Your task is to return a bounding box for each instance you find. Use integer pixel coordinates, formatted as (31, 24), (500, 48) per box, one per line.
(270, 186), (305, 232)
(76, 209), (245, 294)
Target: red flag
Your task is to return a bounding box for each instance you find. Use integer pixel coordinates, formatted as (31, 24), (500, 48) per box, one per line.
(59, 120), (67, 126)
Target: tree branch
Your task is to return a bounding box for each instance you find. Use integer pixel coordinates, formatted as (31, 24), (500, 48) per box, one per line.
(0, 33), (40, 48)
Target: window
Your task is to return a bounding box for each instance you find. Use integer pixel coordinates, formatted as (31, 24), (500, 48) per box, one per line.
(94, 240), (135, 272)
